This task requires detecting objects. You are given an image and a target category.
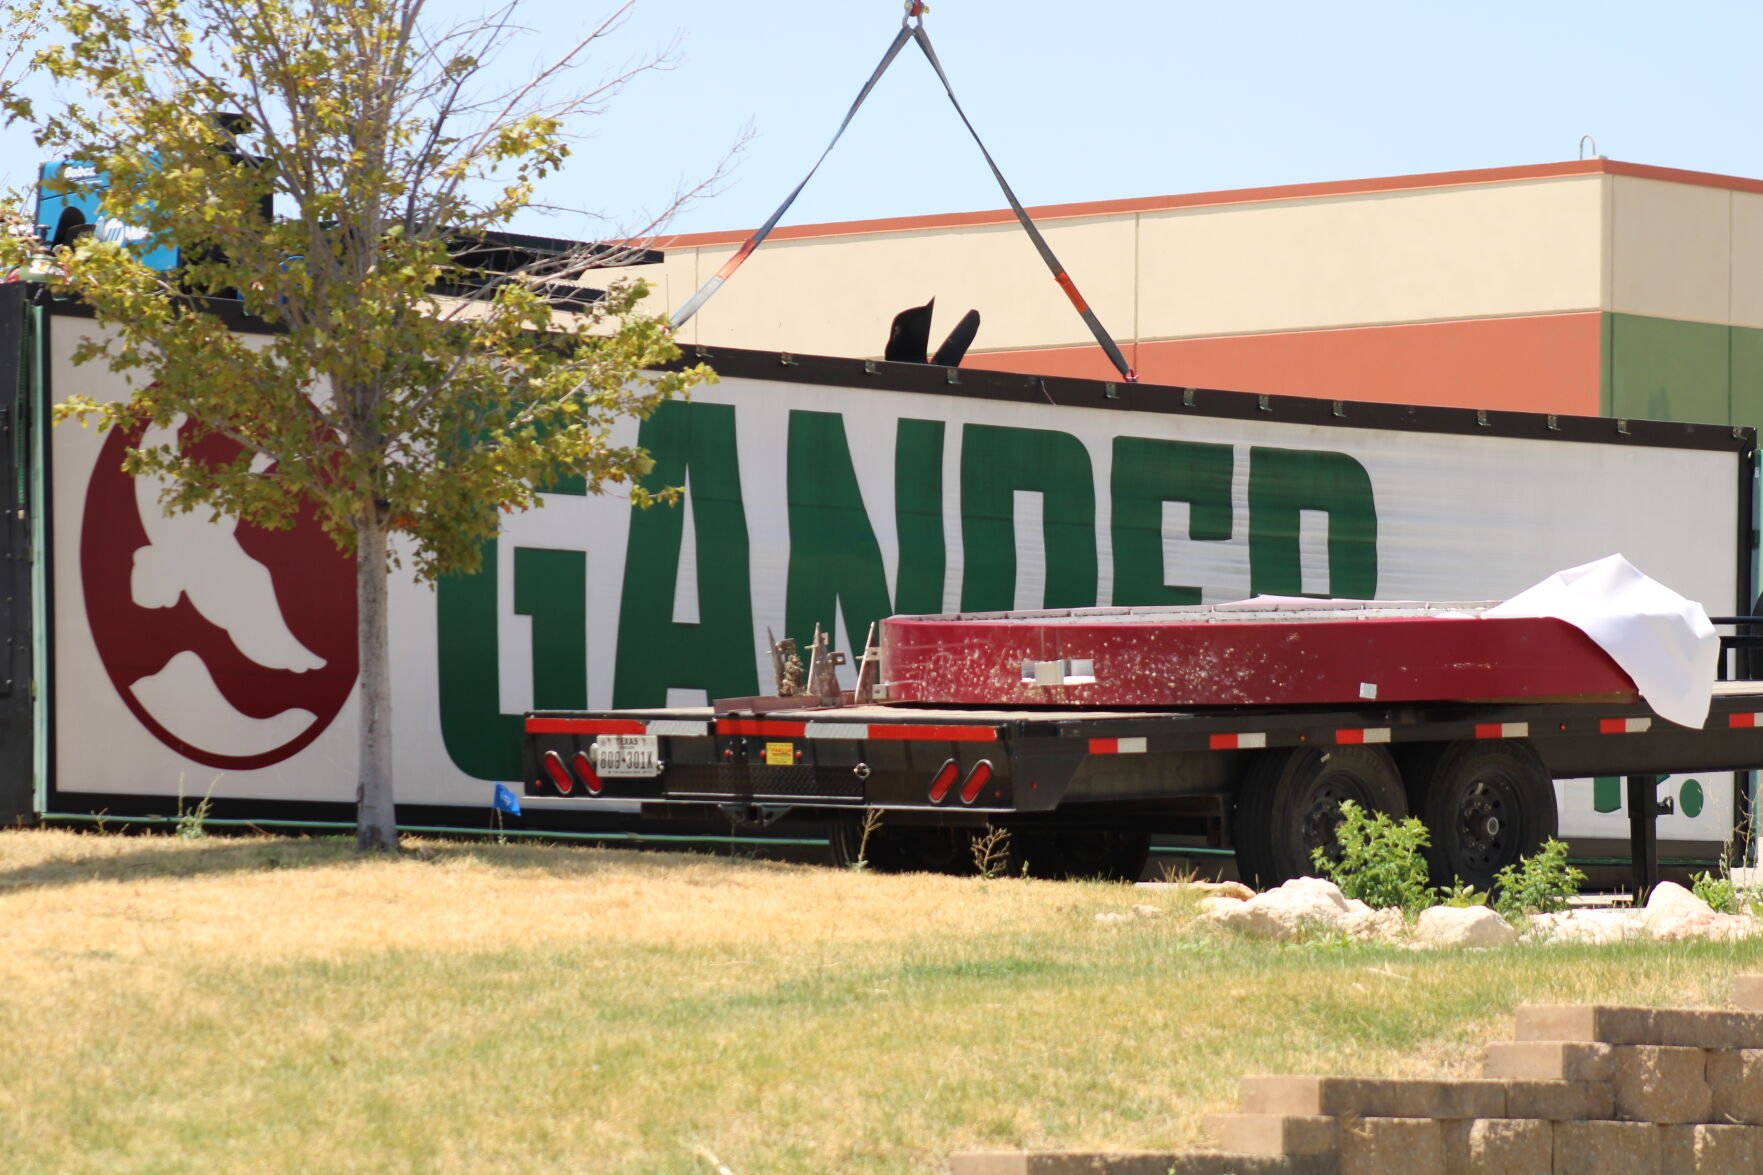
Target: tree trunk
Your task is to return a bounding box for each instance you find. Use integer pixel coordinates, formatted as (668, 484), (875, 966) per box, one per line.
(355, 508), (398, 852)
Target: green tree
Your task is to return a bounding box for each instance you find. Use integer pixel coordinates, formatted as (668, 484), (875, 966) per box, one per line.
(2, 0), (713, 850)
(0, 0), (44, 216)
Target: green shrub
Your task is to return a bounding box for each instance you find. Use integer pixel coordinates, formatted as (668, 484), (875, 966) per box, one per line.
(1438, 878), (1489, 907)
(1492, 839), (1584, 919)
(1309, 800), (1434, 912)
(1691, 869), (1739, 913)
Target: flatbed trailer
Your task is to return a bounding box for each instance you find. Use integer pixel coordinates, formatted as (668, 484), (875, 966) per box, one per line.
(525, 677), (1763, 891)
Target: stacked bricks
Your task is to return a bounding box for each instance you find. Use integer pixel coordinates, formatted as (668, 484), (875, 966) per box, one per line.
(949, 974), (1763, 1175)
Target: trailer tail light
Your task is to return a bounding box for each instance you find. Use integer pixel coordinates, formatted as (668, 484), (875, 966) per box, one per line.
(573, 751), (603, 796)
(542, 749), (575, 795)
(958, 760), (994, 805)
(927, 759), (960, 803)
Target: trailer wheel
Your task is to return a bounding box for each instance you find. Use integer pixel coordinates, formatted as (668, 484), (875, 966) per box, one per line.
(825, 821), (969, 874)
(1016, 831), (1152, 882)
(1233, 746), (1406, 888)
(1415, 740), (1556, 891)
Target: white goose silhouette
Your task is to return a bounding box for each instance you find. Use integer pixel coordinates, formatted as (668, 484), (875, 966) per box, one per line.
(130, 420), (327, 673)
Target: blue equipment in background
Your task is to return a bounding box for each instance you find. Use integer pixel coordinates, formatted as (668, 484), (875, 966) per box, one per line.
(33, 160), (181, 272)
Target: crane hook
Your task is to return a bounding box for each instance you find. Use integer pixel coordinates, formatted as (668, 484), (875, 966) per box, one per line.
(904, 0), (928, 28)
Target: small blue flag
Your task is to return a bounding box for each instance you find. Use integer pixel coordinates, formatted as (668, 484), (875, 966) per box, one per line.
(492, 783), (523, 816)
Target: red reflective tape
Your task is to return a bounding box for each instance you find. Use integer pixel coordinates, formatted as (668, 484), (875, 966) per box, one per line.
(527, 717), (645, 736)
(865, 723), (998, 742)
(717, 719), (807, 737)
(1089, 738), (1119, 755)
(1336, 728), (1365, 745)
(1598, 718), (1626, 734)
(1731, 712), (1757, 729)
(1208, 733), (1237, 750)
(1053, 271), (1090, 315)
(1475, 723), (1504, 740)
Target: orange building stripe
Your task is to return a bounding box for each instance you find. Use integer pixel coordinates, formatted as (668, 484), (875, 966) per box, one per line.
(966, 313), (1604, 416)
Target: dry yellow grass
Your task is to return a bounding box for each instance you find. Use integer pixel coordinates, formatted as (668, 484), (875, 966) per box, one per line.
(1, 828), (1760, 1174)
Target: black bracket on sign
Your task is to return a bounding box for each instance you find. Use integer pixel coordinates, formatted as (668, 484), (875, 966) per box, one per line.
(1627, 774), (1674, 902)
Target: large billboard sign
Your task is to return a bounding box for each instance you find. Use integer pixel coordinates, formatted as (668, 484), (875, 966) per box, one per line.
(45, 315), (1748, 842)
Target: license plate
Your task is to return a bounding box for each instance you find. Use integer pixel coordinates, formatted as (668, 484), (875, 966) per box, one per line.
(596, 734), (660, 778)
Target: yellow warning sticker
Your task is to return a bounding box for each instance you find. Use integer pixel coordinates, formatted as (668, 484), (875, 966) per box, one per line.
(764, 742), (794, 766)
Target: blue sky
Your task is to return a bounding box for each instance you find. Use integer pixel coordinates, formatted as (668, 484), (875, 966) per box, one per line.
(7, 1), (1763, 238)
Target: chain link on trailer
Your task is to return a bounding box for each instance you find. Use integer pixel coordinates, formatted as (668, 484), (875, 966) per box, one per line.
(667, 7), (1136, 383)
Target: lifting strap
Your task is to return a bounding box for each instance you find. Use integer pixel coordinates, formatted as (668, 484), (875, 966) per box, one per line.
(667, 10), (1136, 383)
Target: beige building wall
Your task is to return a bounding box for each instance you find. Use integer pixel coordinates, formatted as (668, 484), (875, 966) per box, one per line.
(1132, 176), (1603, 338)
(589, 159), (1763, 423)
(596, 162), (1625, 359)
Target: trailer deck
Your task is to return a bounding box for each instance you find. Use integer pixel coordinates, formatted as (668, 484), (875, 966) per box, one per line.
(524, 673), (1763, 892)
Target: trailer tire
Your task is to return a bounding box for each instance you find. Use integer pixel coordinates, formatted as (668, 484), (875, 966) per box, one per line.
(1016, 831), (1152, 882)
(1233, 746), (1407, 888)
(825, 821), (971, 874)
(1415, 740), (1556, 891)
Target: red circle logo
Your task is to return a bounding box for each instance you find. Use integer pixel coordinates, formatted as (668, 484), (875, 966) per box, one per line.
(81, 421), (358, 769)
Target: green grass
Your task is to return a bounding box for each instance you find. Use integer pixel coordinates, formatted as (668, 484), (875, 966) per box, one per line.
(1, 829), (1759, 1173)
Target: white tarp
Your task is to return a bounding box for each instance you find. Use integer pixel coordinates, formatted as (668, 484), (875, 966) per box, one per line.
(1487, 554), (1720, 730)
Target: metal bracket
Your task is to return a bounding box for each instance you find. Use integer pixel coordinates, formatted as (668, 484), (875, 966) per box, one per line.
(805, 623), (846, 700)
(719, 803), (792, 829)
(853, 622), (882, 703)
(767, 627), (804, 697)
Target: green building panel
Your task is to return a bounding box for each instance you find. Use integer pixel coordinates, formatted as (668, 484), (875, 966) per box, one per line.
(1603, 313), (1733, 427)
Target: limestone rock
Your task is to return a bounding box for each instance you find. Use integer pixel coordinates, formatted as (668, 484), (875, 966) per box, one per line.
(1528, 909), (1644, 944)
(1414, 904), (1518, 948)
(1199, 876), (1405, 942)
(1138, 879), (1254, 901)
(1641, 881), (1718, 940)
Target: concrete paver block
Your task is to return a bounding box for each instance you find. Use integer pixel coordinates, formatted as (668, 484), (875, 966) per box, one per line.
(1440, 1117), (1551, 1175)
(1652, 1009), (1763, 1049)
(945, 1154), (1186, 1175)
(1551, 1121), (1660, 1175)
(1237, 1077), (1505, 1119)
(948, 1153), (1339, 1175)
(1514, 1005), (1656, 1045)
(1733, 975), (1763, 1013)
(1482, 1041), (1613, 1083)
(1339, 1117), (1443, 1175)
(1658, 1124), (1760, 1174)
(1509, 1005), (1763, 1048)
(1706, 1049), (1763, 1126)
(1612, 1045), (1712, 1123)
(1166, 1155), (1339, 1175)
(1207, 1113), (1339, 1155)
(1499, 1080), (1613, 1122)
